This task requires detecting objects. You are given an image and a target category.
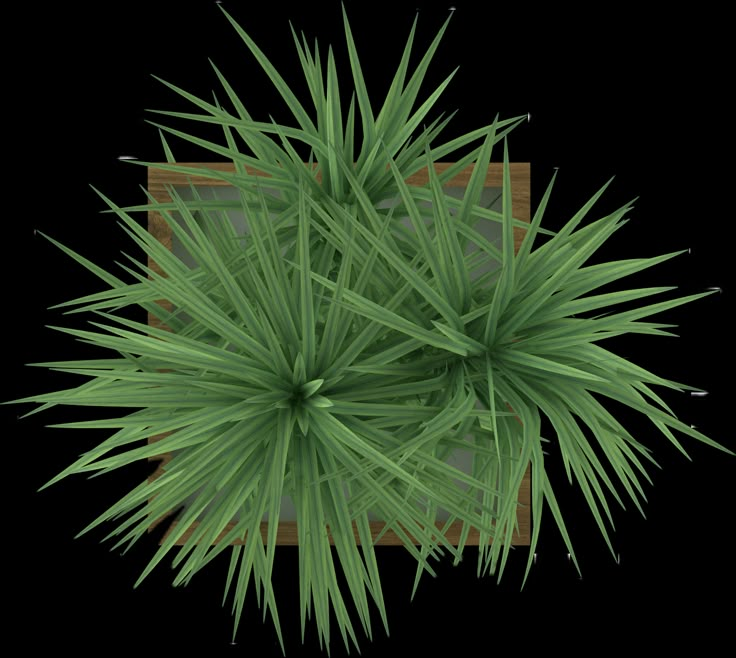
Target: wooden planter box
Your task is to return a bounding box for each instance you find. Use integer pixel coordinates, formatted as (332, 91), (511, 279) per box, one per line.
(146, 162), (531, 547)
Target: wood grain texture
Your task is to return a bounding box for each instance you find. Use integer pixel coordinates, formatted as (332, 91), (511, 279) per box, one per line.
(147, 465), (530, 546)
(157, 483), (530, 546)
(148, 162), (530, 243)
(146, 161), (532, 546)
(146, 212), (174, 331)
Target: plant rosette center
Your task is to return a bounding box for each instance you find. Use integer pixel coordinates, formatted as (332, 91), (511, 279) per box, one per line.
(280, 378), (329, 409)
(271, 352), (334, 434)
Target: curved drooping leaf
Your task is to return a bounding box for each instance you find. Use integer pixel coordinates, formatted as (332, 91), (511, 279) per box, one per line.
(9, 5), (729, 656)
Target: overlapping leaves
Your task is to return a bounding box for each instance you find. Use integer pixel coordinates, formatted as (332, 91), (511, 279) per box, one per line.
(10, 4), (730, 656)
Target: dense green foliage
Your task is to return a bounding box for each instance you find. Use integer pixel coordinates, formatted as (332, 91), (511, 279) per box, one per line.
(12, 6), (729, 655)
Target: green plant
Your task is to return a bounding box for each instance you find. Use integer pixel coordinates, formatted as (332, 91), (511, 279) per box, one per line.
(11, 5), (730, 655)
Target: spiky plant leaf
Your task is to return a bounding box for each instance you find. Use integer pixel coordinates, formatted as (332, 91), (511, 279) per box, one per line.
(8, 5), (730, 656)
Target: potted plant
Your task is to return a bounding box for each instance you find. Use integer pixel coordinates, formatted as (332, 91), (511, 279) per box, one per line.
(10, 5), (730, 654)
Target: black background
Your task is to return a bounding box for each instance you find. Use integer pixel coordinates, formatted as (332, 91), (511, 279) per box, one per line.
(7, 0), (733, 654)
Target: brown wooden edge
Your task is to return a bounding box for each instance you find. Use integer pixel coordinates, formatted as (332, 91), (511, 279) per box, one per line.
(146, 162), (531, 546)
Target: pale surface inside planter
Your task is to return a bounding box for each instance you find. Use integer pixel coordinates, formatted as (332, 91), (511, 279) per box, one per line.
(169, 184), (503, 523)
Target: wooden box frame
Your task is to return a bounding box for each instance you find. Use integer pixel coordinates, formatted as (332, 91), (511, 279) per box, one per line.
(146, 162), (531, 547)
